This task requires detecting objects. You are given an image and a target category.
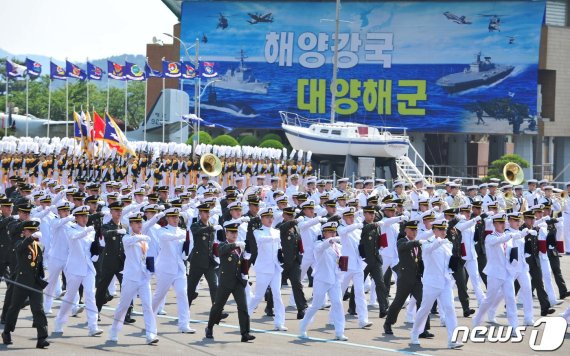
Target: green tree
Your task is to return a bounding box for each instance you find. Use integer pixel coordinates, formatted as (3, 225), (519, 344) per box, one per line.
(259, 139), (284, 149)
(484, 154), (529, 182)
(212, 134), (239, 146)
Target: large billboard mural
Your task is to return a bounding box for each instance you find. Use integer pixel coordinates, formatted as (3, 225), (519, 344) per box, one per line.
(180, 0), (545, 134)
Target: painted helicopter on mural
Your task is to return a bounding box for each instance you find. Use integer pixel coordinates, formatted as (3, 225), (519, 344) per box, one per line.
(479, 14), (505, 32)
(443, 11), (472, 24)
(247, 12), (274, 24)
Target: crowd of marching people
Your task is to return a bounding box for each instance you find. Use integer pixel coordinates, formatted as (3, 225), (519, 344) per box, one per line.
(0, 136), (570, 350)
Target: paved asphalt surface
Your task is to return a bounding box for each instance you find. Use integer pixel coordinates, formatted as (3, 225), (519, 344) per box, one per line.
(1, 255), (569, 355)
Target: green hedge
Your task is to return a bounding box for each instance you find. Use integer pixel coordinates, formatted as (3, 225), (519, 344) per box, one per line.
(239, 135), (258, 146)
(187, 131), (213, 145)
(212, 134), (239, 146)
(260, 133), (282, 143)
(259, 139), (284, 149)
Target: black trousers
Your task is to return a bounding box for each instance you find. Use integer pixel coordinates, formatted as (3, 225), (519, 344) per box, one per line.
(187, 265), (218, 306)
(384, 266), (394, 298)
(452, 260), (470, 313)
(207, 283), (249, 335)
(0, 272), (16, 321)
(282, 262), (307, 311)
(349, 264), (389, 314)
(95, 268), (133, 320)
(385, 275), (430, 330)
(547, 250), (568, 298)
(3, 282), (48, 340)
(477, 254), (488, 287)
(526, 257), (550, 311)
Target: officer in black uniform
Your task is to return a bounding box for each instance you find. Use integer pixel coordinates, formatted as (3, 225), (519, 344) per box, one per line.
(543, 204), (569, 299)
(275, 206), (307, 319)
(188, 203), (220, 307)
(358, 205), (389, 318)
(205, 220), (255, 342)
(472, 201), (488, 286)
(383, 220), (432, 338)
(0, 198), (15, 286)
(2, 219), (49, 349)
(0, 202), (32, 324)
(245, 196), (262, 265)
(95, 201), (134, 323)
(520, 210), (553, 316)
(444, 207), (474, 317)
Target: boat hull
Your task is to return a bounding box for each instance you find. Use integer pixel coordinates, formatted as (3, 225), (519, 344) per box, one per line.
(283, 124), (409, 158)
(437, 66), (514, 93)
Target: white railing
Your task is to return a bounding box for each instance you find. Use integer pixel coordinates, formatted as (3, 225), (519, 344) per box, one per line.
(403, 142), (434, 182)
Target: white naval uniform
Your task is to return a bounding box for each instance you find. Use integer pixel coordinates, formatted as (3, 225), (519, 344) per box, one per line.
(536, 218), (559, 305)
(109, 233), (157, 342)
(298, 216), (323, 281)
(410, 190), (428, 220)
(338, 222), (369, 325)
(380, 216), (403, 277)
(248, 225), (286, 328)
(564, 195), (570, 253)
(411, 236), (457, 344)
(54, 224), (99, 334)
(455, 217), (486, 304)
(44, 215), (75, 312)
(151, 225), (191, 331)
(472, 231), (518, 330)
(299, 237), (345, 338)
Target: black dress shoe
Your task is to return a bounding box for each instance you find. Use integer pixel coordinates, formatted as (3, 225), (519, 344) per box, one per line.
(241, 333), (256, 342)
(419, 331), (434, 338)
(2, 331), (12, 345)
(297, 309), (306, 320)
(379, 311), (387, 319)
(561, 291), (570, 299)
(383, 323), (393, 335)
(264, 308), (275, 317)
(220, 313), (229, 320)
(430, 309), (439, 315)
(541, 308), (555, 316)
(347, 308), (357, 316)
(124, 316), (136, 324)
(463, 309), (475, 317)
(343, 292), (350, 301)
(98, 316), (101, 322)
(0, 318), (5, 325)
(205, 327), (213, 339)
(190, 292), (199, 302)
(36, 338), (50, 349)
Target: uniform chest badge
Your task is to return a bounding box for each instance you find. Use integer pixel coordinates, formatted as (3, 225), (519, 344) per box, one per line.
(202, 236), (206, 240)
(228, 256), (232, 262)
(369, 236), (372, 240)
(113, 236), (116, 240)
(288, 236), (291, 240)
(28, 255), (32, 260)
(31, 262), (36, 267)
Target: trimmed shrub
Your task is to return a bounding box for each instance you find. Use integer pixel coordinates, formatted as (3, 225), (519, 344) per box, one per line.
(259, 139), (284, 149)
(212, 134), (239, 147)
(187, 131), (213, 145)
(239, 135), (258, 147)
(260, 133), (282, 143)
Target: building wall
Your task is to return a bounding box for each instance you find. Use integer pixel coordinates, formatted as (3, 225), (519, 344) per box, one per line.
(542, 25), (570, 137)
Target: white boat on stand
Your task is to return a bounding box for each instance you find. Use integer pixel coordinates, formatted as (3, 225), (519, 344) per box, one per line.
(280, 111), (410, 158)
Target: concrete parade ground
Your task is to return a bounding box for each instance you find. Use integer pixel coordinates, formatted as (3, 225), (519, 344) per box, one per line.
(1, 256), (569, 356)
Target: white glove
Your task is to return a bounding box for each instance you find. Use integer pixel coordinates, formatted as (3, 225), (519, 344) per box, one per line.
(32, 231), (42, 239)
(63, 216), (75, 224)
(296, 217), (304, 223)
(528, 230), (537, 236)
(400, 215), (409, 223)
(241, 216), (251, 223)
(99, 237), (106, 248)
(354, 223), (363, 229)
(319, 217), (328, 223)
(473, 215), (482, 222)
(433, 206), (440, 212)
(213, 225), (223, 231)
(138, 235), (151, 242)
(236, 241), (246, 249)
(294, 209), (301, 214)
(156, 211), (165, 219)
(557, 217), (564, 223)
(91, 255), (99, 263)
(457, 215), (466, 221)
(376, 221), (385, 227)
(521, 228), (529, 235)
(116, 228), (127, 235)
(403, 211), (411, 218)
(330, 237), (341, 244)
(158, 205), (165, 211)
(86, 226), (95, 233)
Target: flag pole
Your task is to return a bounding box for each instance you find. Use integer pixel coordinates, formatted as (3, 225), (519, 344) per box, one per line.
(4, 76), (8, 137)
(124, 78), (128, 137)
(47, 76), (52, 137)
(25, 75), (29, 137)
(179, 78), (183, 144)
(86, 58), (90, 111)
(162, 76), (165, 143)
(65, 77), (69, 137)
(143, 65), (148, 142)
(106, 71), (110, 113)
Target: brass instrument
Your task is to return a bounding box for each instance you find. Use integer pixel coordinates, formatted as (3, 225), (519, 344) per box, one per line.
(452, 190), (465, 208)
(503, 162), (524, 185)
(504, 190), (516, 211)
(200, 153), (222, 177)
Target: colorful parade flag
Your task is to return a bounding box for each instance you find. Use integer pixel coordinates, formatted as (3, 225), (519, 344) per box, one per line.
(66, 60), (87, 80)
(162, 59), (181, 78)
(50, 62), (67, 80)
(125, 62), (146, 81)
(87, 62), (103, 81)
(107, 61), (125, 80)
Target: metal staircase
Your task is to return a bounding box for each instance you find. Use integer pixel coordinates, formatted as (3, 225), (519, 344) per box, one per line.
(396, 143), (434, 185)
